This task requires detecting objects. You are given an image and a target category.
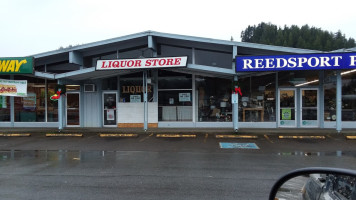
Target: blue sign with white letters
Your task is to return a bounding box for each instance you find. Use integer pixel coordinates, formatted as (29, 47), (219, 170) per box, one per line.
(235, 52), (356, 72)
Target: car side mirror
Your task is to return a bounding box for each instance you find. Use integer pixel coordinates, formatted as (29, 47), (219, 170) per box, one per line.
(269, 167), (356, 200)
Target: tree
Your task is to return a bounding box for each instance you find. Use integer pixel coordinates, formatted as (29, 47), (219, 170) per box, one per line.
(240, 22), (356, 51)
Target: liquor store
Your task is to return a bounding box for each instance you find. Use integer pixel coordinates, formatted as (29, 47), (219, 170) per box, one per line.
(0, 31), (355, 132)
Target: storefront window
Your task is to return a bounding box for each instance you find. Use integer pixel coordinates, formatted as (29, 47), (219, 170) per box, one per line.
(0, 75), (10, 122)
(47, 80), (58, 122)
(341, 69), (356, 121)
(195, 49), (232, 69)
(239, 73), (276, 122)
(14, 77), (45, 122)
(196, 76), (232, 122)
(120, 72), (154, 103)
(159, 71), (192, 121)
(0, 96), (10, 122)
(324, 71), (336, 121)
(278, 71), (319, 87)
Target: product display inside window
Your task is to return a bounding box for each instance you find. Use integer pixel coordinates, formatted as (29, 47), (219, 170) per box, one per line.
(324, 71), (337, 121)
(196, 76), (232, 122)
(238, 73), (276, 122)
(341, 69), (356, 121)
(14, 77), (45, 122)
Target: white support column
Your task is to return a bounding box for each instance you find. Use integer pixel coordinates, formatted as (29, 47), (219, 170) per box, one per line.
(232, 76), (239, 132)
(143, 71), (148, 131)
(336, 70), (342, 133)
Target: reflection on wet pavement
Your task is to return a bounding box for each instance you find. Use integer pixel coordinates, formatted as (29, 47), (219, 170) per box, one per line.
(0, 150), (129, 162)
(277, 150), (353, 157)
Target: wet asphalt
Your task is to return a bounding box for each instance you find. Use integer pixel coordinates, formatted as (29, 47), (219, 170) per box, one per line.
(0, 133), (356, 200)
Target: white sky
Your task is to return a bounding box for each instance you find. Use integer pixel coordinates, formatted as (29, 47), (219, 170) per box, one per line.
(1, 0), (356, 57)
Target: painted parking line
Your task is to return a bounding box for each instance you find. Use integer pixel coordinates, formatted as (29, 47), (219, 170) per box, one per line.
(346, 136), (356, 140)
(278, 136), (325, 139)
(215, 135), (258, 139)
(46, 133), (83, 137)
(99, 133), (138, 138)
(219, 142), (260, 149)
(156, 134), (196, 138)
(0, 133), (31, 137)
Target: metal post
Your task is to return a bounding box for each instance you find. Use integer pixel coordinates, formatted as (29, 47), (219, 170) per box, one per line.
(232, 76), (239, 132)
(336, 70), (342, 133)
(143, 70), (148, 131)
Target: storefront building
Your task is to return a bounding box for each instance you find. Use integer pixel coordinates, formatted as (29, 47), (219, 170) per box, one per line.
(0, 31), (355, 131)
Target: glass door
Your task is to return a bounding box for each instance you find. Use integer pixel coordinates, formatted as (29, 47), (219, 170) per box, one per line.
(279, 89), (296, 127)
(103, 92), (117, 126)
(300, 88), (319, 127)
(66, 92), (80, 126)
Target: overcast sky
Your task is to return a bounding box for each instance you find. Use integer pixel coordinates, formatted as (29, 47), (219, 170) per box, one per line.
(1, 0), (356, 57)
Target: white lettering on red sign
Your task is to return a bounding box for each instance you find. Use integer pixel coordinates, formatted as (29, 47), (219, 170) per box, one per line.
(96, 56), (187, 70)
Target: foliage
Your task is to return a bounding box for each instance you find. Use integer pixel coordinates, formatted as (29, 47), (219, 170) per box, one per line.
(240, 22), (356, 51)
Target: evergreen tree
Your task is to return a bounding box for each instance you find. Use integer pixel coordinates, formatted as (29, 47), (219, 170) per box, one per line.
(240, 22), (356, 51)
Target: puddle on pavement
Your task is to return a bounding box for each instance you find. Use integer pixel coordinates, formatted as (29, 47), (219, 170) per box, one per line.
(0, 150), (131, 162)
(277, 150), (353, 157)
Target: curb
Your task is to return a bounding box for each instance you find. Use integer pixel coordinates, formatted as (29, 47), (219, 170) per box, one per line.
(156, 134), (196, 138)
(215, 135), (258, 139)
(99, 133), (138, 138)
(46, 133), (83, 137)
(0, 133), (31, 137)
(279, 136), (326, 139)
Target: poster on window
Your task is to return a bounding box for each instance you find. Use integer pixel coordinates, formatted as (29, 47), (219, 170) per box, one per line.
(0, 96), (6, 108)
(23, 92), (36, 109)
(179, 93), (190, 102)
(281, 108), (292, 120)
(130, 95), (141, 103)
(0, 79), (27, 97)
(107, 109), (115, 121)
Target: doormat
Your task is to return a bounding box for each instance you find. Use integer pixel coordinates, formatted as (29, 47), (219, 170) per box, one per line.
(219, 142), (259, 149)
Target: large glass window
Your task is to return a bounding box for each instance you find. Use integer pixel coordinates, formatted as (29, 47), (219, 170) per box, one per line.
(120, 72), (154, 103)
(278, 71), (319, 87)
(14, 77), (45, 122)
(196, 76), (232, 122)
(47, 80), (58, 122)
(0, 96), (10, 122)
(195, 49), (232, 69)
(324, 71), (336, 121)
(239, 73), (276, 122)
(158, 71), (192, 121)
(0, 75), (10, 122)
(341, 69), (356, 121)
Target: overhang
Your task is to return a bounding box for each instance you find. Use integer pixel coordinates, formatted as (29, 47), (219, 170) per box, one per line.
(53, 64), (236, 81)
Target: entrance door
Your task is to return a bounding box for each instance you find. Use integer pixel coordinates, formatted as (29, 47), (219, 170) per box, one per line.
(279, 89), (296, 127)
(66, 92), (80, 126)
(300, 88), (319, 127)
(103, 92), (117, 126)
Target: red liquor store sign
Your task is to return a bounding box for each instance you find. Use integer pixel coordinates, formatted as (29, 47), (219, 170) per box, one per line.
(96, 56), (188, 70)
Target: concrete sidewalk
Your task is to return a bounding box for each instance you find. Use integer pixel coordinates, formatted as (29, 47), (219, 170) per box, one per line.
(0, 127), (355, 136)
